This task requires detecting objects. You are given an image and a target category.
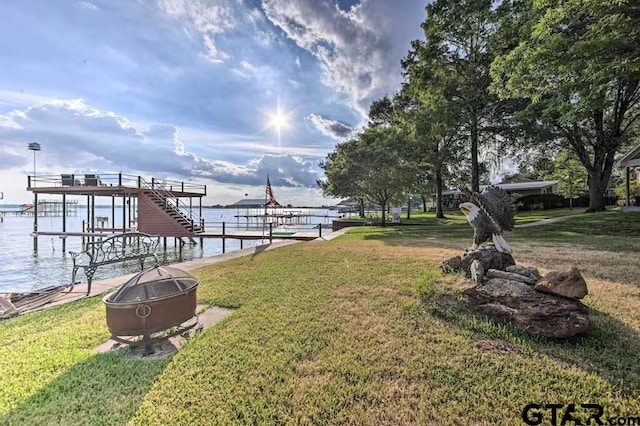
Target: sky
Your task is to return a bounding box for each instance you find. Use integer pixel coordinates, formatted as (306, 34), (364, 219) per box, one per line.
(0, 0), (427, 206)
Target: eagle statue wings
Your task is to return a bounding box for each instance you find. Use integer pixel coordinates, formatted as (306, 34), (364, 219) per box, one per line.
(459, 186), (516, 253)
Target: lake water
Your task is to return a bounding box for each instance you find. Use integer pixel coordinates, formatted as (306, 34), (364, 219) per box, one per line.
(0, 206), (335, 293)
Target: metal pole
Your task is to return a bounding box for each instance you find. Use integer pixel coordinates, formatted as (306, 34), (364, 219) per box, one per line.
(28, 142), (41, 251)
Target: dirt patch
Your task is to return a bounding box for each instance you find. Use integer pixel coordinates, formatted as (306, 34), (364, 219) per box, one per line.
(511, 243), (640, 286)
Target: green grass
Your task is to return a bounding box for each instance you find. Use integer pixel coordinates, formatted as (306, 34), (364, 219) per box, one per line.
(1, 211), (639, 424)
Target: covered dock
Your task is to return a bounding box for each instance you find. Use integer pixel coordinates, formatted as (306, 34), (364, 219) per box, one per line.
(26, 173), (207, 250)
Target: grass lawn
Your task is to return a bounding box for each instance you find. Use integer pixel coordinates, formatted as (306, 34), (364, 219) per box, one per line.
(1, 211), (639, 425)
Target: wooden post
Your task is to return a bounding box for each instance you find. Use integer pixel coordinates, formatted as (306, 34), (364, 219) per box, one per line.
(269, 222), (273, 243)
(33, 192), (39, 251)
(240, 239), (243, 249)
(91, 194), (95, 233)
(86, 195), (90, 229)
(122, 193), (126, 233)
(222, 222), (226, 253)
(62, 193), (67, 252)
(111, 195), (115, 232)
(319, 223), (322, 239)
(163, 237), (167, 250)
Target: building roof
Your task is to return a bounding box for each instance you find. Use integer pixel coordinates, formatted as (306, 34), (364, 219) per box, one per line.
(442, 181), (558, 196)
(337, 199), (359, 206)
(616, 143), (640, 168)
(494, 181), (558, 191)
(230, 198), (268, 207)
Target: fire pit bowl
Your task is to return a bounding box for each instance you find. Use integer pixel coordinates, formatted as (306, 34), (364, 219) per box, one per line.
(103, 265), (198, 338)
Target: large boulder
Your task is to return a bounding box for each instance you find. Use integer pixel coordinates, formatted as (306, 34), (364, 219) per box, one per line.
(534, 266), (588, 300)
(464, 278), (590, 338)
(441, 246), (515, 278)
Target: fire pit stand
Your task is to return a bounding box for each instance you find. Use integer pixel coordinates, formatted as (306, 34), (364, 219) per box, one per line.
(103, 266), (200, 355)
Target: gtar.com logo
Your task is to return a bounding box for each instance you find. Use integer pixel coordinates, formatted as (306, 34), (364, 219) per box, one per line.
(522, 403), (603, 425)
(522, 403), (640, 426)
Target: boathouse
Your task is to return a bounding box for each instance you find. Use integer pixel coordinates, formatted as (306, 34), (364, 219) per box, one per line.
(27, 173), (206, 250)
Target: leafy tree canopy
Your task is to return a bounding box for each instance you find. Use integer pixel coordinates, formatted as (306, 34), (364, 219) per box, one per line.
(491, 0), (640, 211)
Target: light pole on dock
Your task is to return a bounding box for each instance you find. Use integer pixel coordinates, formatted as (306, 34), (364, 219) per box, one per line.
(28, 142), (41, 187)
(28, 142), (41, 250)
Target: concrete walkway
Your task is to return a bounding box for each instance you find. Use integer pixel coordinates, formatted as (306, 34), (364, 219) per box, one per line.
(25, 228), (351, 313)
(514, 214), (587, 228)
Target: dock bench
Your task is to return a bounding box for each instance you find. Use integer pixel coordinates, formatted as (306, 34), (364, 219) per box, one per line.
(70, 232), (160, 295)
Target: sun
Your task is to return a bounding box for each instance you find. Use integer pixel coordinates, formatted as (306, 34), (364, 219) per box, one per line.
(267, 109), (290, 132)
(265, 107), (292, 143)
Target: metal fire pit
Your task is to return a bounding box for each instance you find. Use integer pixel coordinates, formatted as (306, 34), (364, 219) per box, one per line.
(103, 265), (199, 355)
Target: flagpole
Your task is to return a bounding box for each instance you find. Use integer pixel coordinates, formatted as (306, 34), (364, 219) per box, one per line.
(264, 175), (268, 216)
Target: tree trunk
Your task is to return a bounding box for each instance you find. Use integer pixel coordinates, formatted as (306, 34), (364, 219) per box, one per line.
(407, 197), (411, 219)
(471, 112), (480, 192)
(358, 199), (365, 218)
(435, 165), (446, 219)
(380, 200), (387, 226)
(586, 171), (609, 212)
(421, 195), (427, 213)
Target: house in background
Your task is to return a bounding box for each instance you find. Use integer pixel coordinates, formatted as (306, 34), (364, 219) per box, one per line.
(336, 199), (361, 214)
(493, 177), (559, 197)
(615, 143), (640, 211)
(441, 178), (561, 210)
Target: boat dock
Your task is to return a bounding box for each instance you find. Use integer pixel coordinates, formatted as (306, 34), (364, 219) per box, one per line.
(26, 172), (206, 251)
(32, 221), (324, 253)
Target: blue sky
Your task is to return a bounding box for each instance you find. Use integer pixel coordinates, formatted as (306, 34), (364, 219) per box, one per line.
(0, 0), (426, 205)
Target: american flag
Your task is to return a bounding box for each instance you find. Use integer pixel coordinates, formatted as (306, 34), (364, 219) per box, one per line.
(266, 176), (278, 206)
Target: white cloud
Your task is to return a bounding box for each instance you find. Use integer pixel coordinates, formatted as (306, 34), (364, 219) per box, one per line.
(203, 34), (230, 63)
(306, 113), (353, 140)
(157, 0), (238, 63)
(0, 89), (57, 109)
(74, 1), (98, 11)
(261, 0), (425, 117)
(231, 60), (260, 79)
(0, 98), (323, 190)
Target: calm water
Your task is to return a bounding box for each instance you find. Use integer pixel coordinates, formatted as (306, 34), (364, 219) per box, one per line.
(0, 206), (334, 293)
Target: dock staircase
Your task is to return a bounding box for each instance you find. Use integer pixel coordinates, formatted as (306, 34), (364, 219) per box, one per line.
(138, 179), (204, 236)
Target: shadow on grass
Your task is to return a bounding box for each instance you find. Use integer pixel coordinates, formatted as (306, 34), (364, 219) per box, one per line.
(0, 350), (171, 425)
(250, 243), (273, 260)
(419, 284), (640, 398)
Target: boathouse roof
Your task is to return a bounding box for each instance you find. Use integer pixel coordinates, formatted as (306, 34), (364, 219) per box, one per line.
(230, 199), (268, 207)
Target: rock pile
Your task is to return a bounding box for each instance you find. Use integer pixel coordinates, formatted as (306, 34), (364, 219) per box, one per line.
(442, 246), (590, 338)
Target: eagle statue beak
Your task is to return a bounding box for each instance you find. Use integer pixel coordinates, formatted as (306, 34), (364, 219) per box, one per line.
(459, 202), (473, 216)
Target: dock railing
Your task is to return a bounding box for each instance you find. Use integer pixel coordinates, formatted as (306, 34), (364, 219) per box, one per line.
(27, 173), (207, 195)
(199, 220), (328, 253)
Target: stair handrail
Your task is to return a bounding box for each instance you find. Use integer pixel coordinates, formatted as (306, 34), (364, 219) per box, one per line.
(139, 178), (204, 232)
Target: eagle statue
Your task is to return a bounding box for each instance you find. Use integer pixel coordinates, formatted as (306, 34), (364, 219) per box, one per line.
(459, 186), (516, 254)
